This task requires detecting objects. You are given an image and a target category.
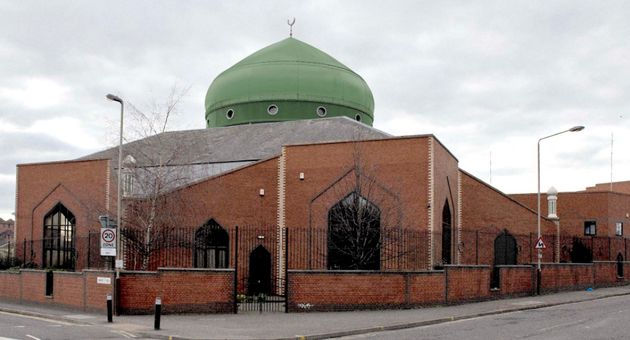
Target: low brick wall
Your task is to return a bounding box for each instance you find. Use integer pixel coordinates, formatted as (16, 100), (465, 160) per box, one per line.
(0, 271), (21, 302)
(445, 265), (491, 303)
(119, 268), (234, 314)
(288, 271), (409, 312)
(497, 265), (534, 296)
(0, 269), (114, 312)
(540, 263), (593, 293)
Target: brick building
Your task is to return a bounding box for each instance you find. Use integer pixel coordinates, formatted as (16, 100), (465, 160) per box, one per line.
(10, 36), (605, 308)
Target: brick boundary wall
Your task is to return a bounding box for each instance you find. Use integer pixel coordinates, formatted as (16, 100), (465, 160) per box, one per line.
(496, 265), (535, 297)
(593, 261), (630, 287)
(444, 265), (491, 303)
(118, 268), (234, 314)
(2, 263), (630, 314)
(540, 263), (594, 293)
(0, 269), (114, 312)
(287, 270), (446, 312)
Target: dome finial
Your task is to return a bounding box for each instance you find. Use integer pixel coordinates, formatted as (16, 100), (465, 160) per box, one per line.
(287, 18), (296, 37)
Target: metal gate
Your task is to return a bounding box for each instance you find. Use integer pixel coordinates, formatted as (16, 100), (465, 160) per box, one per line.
(491, 229), (517, 288)
(234, 227), (288, 313)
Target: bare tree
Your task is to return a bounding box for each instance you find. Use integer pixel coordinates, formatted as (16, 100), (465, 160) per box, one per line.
(118, 85), (199, 270)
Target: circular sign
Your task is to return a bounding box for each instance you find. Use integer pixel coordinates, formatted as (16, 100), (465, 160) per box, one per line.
(102, 229), (116, 243)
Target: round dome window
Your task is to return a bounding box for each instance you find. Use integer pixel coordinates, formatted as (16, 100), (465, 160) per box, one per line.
(226, 109), (235, 120)
(267, 104), (279, 115)
(316, 106), (327, 117)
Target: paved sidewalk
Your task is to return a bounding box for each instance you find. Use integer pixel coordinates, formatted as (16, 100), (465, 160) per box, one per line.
(2, 285), (630, 340)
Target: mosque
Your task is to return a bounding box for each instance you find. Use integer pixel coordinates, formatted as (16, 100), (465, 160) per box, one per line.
(8, 35), (630, 312)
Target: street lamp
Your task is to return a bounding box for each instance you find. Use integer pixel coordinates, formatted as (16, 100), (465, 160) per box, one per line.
(106, 93), (123, 274)
(537, 125), (584, 294)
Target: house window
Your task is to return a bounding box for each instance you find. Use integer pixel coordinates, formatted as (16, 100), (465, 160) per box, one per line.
(327, 192), (381, 270)
(616, 222), (624, 236)
(194, 219), (229, 268)
(122, 173), (134, 197)
(43, 203), (76, 270)
(584, 221), (596, 236)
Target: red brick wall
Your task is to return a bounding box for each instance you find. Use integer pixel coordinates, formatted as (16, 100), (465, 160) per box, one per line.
(431, 138), (460, 267)
(53, 272), (84, 309)
(445, 265), (491, 302)
(498, 265), (534, 296)
(20, 270), (48, 304)
(118, 268), (234, 314)
(408, 272), (446, 305)
(0, 271), (21, 302)
(288, 271), (406, 311)
(540, 263), (593, 292)
(460, 171), (557, 265)
(16, 159), (112, 269)
(118, 272), (159, 313)
(84, 271), (115, 312)
(593, 261), (622, 287)
(283, 137), (435, 271)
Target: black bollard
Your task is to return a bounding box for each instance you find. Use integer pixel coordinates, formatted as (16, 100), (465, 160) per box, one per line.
(106, 294), (113, 323)
(154, 297), (161, 330)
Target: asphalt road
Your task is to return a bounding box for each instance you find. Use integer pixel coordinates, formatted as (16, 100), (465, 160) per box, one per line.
(0, 311), (143, 340)
(338, 294), (630, 340)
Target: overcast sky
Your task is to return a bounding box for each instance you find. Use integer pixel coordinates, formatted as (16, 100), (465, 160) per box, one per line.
(1, 1), (629, 220)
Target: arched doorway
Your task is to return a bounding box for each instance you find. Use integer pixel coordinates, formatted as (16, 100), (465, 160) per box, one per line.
(248, 245), (271, 296)
(617, 253), (624, 278)
(327, 192), (381, 270)
(441, 200), (452, 265)
(492, 230), (517, 288)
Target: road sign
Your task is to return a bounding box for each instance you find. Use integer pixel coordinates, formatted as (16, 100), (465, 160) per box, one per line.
(535, 237), (546, 249)
(100, 227), (117, 256)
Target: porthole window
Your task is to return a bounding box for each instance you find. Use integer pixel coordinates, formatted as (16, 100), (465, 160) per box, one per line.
(226, 109), (234, 120)
(355, 114), (362, 122)
(316, 106), (327, 117)
(267, 104), (279, 115)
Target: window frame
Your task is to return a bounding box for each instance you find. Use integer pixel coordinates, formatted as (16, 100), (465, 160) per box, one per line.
(616, 222), (624, 237)
(584, 220), (597, 236)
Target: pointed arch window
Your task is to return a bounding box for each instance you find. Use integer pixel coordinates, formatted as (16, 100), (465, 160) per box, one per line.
(327, 192), (381, 270)
(194, 220), (229, 268)
(43, 203), (76, 270)
(441, 200), (452, 265)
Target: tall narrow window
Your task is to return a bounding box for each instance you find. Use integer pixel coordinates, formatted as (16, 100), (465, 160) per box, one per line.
(194, 220), (229, 268)
(43, 203), (76, 270)
(616, 222), (623, 236)
(328, 192), (381, 270)
(441, 200), (452, 265)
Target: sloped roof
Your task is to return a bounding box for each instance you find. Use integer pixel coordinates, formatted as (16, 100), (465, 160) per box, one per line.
(78, 117), (391, 168)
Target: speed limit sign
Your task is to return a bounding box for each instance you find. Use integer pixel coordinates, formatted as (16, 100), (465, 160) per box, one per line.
(100, 227), (117, 256)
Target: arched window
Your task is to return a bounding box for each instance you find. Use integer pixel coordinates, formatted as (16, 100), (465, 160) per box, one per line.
(328, 192), (381, 270)
(43, 203), (76, 269)
(441, 200), (452, 265)
(194, 220), (229, 268)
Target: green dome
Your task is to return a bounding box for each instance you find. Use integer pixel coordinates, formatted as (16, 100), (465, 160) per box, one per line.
(205, 37), (375, 127)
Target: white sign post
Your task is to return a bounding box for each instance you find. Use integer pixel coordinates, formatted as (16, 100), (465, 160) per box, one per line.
(100, 227), (117, 256)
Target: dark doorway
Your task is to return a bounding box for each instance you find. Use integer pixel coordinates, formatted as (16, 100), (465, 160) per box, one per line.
(441, 200), (452, 265)
(248, 245), (271, 296)
(617, 253), (624, 278)
(492, 230), (517, 288)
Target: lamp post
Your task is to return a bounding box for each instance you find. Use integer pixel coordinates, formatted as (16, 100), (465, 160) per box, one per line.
(537, 125), (584, 294)
(106, 93), (123, 274)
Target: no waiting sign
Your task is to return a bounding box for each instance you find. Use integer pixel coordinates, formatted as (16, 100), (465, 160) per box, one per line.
(100, 227), (117, 256)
